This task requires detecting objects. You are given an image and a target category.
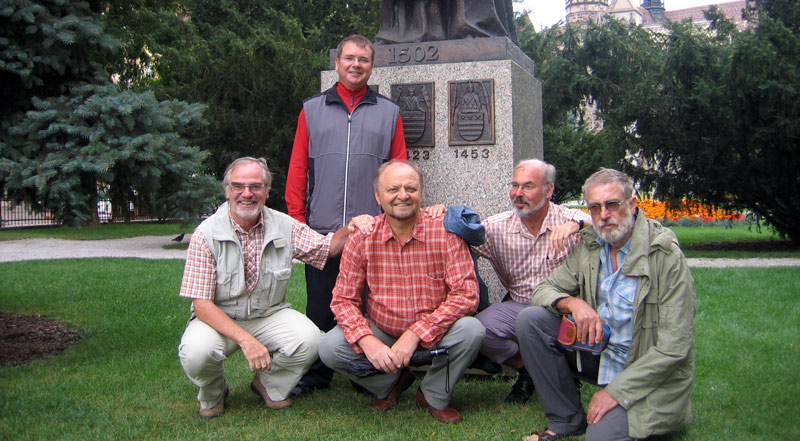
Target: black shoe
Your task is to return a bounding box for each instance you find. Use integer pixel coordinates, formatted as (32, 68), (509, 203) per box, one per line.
(350, 380), (376, 397)
(289, 381), (330, 398)
(469, 354), (503, 375)
(505, 369), (534, 404)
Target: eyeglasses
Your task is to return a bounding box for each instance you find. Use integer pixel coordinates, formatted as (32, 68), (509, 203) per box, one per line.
(228, 183), (266, 194)
(587, 200), (624, 215)
(510, 182), (541, 193)
(340, 55), (372, 65)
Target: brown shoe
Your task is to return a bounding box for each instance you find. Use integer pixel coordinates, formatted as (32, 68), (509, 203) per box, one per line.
(250, 375), (292, 409)
(415, 388), (462, 423)
(367, 368), (414, 411)
(198, 385), (229, 419)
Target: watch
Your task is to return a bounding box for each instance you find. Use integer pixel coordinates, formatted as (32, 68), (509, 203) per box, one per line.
(573, 218), (584, 230)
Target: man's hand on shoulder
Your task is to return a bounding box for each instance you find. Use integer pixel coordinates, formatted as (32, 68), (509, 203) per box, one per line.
(549, 219), (583, 253)
(347, 214), (375, 235)
(423, 204), (446, 218)
(359, 335), (402, 373)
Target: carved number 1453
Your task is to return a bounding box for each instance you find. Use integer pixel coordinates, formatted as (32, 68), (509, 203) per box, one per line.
(454, 149), (490, 159)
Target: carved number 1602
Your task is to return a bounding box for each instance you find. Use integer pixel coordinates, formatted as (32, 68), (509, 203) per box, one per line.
(455, 149), (490, 159)
(387, 45), (440, 64)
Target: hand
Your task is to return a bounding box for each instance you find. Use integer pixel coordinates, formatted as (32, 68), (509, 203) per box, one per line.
(240, 335), (272, 372)
(587, 389), (619, 424)
(348, 215), (375, 234)
(423, 204), (446, 218)
(359, 335), (402, 374)
(390, 330), (421, 367)
(549, 220), (581, 253)
(556, 297), (604, 346)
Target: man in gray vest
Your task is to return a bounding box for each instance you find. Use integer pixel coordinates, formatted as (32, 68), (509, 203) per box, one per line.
(285, 34), (407, 395)
(178, 157), (371, 419)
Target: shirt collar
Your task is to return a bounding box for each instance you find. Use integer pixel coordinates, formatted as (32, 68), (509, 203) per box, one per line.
(229, 211), (264, 235)
(376, 212), (427, 244)
(508, 202), (558, 237)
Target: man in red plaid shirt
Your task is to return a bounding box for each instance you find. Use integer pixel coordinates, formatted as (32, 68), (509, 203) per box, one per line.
(319, 160), (485, 423)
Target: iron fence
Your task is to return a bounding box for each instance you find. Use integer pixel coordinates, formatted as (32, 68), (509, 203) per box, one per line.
(0, 197), (157, 229)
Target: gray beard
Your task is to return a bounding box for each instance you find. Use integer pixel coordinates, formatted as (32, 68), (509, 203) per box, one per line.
(512, 197), (546, 218)
(595, 212), (635, 245)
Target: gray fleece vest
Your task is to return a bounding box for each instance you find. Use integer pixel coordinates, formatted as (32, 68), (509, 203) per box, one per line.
(303, 84), (399, 233)
(195, 202), (294, 320)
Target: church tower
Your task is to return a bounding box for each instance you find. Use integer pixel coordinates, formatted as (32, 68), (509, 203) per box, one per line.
(641, 0), (666, 22)
(566, 0), (610, 25)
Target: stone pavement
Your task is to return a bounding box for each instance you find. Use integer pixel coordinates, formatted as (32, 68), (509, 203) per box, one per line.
(1, 236), (799, 267)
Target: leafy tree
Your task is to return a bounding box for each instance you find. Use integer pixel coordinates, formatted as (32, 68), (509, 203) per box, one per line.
(630, 12), (800, 242)
(0, 0), (217, 226)
(515, 19), (634, 203)
(518, 8), (800, 243)
(101, 0), (381, 210)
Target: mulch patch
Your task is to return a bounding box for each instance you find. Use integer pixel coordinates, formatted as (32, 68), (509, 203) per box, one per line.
(0, 311), (81, 366)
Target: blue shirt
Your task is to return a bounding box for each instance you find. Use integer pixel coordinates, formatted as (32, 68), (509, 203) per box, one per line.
(596, 237), (637, 385)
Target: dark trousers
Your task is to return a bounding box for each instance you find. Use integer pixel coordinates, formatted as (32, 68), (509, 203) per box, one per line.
(300, 257), (340, 387)
(517, 306), (594, 436)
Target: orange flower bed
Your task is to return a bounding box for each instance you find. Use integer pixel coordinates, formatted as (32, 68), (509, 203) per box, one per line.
(637, 199), (743, 222)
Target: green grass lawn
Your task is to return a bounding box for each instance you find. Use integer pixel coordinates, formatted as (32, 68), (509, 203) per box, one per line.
(1, 260), (798, 440)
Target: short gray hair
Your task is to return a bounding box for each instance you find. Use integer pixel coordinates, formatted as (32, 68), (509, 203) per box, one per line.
(582, 168), (634, 201)
(222, 157), (272, 192)
(515, 159), (556, 186)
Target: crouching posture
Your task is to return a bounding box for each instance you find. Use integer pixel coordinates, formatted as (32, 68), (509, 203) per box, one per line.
(319, 160), (485, 423)
(518, 168), (696, 441)
(177, 157), (368, 418)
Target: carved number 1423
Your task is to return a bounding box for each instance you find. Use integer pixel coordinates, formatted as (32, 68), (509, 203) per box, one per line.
(455, 149), (490, 159)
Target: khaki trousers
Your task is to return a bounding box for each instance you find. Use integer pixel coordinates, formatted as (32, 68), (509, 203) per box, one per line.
(319, 316), (485, 410)
(178, 308), (321, 409)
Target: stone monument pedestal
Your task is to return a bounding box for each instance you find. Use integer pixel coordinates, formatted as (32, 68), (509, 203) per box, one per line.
(322, 37), (542, 301)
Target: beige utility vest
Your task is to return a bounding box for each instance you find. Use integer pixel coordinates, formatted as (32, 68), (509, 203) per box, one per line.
(195, 203), (295, 320)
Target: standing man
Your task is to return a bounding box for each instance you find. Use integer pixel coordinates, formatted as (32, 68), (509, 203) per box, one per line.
(285, 34), (408, 396)
(518, 168), (696, 441)
(178, 157), (370, 419)
(319, 161), (485, 423)
(471, 159), (590, 404)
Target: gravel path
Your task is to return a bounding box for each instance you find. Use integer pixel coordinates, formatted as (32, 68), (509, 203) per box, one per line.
(1, 236), (799, 267)
(0, 236), (190, 262)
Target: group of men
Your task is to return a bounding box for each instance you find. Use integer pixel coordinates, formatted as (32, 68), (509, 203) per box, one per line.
(177, 34), (696, 441)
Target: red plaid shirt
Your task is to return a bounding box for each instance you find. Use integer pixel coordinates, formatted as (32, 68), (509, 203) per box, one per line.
(180, 212), (331, 301)
(331, 212), (478, 352)
(473, 203), (589, 303)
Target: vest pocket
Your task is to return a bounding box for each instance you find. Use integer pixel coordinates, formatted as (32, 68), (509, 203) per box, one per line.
(215, 269), (242, 302)
(250, 267), (293, 312)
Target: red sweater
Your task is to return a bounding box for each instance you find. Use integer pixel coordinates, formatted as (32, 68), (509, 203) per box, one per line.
(285, 82), (407, 223)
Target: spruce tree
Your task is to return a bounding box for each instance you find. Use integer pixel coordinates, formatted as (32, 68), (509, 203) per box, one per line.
(1, 0), (217, 226)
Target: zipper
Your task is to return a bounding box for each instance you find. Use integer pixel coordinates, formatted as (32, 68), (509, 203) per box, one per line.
(343, 112), (352, 228)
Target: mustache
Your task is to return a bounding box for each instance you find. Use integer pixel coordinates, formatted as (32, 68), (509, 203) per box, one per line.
(514, 197), (528, 205)
(598, 219), (619, 228)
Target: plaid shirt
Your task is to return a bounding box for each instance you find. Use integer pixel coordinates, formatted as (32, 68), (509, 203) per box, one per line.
(180, 212), (332, 301)
(331, 212), (479, 352)
(473, 203), (589, 303)
(596, 239), (637, 386)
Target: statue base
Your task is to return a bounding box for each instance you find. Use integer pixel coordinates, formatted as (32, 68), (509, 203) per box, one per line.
(322, 38), (542, 302)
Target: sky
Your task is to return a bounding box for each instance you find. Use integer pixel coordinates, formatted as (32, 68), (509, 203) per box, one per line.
(515, 0), (728, 31)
